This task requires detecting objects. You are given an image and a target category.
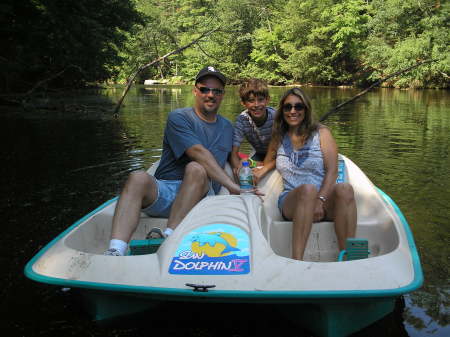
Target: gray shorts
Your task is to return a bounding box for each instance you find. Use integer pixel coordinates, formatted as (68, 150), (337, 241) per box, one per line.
(142, 178), (214, 218)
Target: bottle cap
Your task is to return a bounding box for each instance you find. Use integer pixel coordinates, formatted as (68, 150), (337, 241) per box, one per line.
(242, 161), (249, 167)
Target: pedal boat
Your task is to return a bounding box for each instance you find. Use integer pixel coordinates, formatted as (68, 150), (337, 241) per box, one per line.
(24, 155), (423, 337)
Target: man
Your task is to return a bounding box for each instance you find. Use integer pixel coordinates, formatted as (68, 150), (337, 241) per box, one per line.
(105, 66), (241, 256)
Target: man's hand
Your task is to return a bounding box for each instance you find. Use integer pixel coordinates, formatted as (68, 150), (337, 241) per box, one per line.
(232, 163), (242, 182)
(228, 182), (242, 195)
(239, 187), (265, 202)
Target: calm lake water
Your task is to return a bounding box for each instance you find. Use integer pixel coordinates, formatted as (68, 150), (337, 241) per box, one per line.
(1, 85), (448, 336)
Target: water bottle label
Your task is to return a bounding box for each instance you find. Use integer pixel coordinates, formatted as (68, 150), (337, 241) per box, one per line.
(239, 175), (253, 189)
(239, 165), (254, 193)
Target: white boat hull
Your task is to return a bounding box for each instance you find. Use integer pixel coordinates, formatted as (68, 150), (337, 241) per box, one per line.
(25, 155), (423, 336)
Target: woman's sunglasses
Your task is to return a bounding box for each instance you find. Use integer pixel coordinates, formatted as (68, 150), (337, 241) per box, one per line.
(196, 86), (224, 96)
(282, 103), (306, 112)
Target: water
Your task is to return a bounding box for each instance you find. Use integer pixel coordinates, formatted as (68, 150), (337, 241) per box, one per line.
(1, 86), (448, 336)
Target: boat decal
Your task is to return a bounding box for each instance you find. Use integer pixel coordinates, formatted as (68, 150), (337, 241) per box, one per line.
(169, 224), (250, 275)
(337, 159), (346, 183)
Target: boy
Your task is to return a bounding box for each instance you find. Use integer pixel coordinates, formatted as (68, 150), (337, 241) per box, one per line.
(231, 78), (275, 178)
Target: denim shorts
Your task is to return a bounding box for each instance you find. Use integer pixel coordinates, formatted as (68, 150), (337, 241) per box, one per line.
(277, 190), (290, 220)
(142, 178), (214, 218)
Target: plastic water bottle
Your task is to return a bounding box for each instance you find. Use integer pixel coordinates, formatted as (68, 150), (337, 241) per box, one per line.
(239, 161), (254, 194)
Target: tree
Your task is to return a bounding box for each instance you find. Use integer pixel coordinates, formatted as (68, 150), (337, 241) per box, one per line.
(0, 0), (142, 92)
(362, 0), (449, 88)
(273, 0), (370, 85)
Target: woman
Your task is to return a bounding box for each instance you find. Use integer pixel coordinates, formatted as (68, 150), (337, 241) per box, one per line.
(254, 87), (356, 260)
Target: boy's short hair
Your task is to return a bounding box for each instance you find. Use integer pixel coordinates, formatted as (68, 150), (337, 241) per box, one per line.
(239, 78), (269, 102)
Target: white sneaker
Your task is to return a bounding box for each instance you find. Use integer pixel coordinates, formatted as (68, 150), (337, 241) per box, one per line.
(103, 248), (123, 256)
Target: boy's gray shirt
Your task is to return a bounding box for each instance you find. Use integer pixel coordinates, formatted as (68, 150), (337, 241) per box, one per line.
(232, 107), (275, 155)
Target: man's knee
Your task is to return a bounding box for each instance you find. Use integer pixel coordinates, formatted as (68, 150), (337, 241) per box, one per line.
(125, 170), (156, 195)
(185, 162), (208, 180)
(184, 162), (209, 192)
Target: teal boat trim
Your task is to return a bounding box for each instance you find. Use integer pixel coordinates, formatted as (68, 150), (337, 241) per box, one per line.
(376, 187), (424, 288)
(24, 189), (423, 300)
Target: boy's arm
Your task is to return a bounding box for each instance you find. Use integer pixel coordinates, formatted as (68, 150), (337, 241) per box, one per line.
(231, 116), (247, 181)
(252, 139), (277, 184)
(230, 145), (242, 182)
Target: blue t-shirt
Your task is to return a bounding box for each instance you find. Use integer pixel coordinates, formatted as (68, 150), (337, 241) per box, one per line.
(154, 107), (233, 193)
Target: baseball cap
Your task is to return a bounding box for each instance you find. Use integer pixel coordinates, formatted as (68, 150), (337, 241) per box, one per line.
(195, 66), (226, 86)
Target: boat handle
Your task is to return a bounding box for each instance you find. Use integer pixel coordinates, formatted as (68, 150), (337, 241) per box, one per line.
(185, 283), (216, 292)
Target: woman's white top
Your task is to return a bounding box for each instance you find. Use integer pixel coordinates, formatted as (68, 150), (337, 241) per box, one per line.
(276, 131), (325, 192)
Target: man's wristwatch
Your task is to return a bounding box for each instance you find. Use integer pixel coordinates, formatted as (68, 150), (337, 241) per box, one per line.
(318, 195), (327, 203)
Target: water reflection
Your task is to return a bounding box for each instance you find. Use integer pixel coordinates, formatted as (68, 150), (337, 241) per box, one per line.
(115, 85), (450, 336)
(2, 85), (448, 336)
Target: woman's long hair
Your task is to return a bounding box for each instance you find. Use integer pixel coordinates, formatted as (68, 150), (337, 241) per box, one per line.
(271, 87), (319, 148)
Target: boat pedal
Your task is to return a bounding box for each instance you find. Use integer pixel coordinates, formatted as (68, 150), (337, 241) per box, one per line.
(338, 238), (369, 261)
(128, 239), (164, 255)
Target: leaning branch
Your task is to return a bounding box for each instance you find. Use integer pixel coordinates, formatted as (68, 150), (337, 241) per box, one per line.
(319, 59), (436, 122)
(113, 28), (220, 114)
(25, 65), (84, 97)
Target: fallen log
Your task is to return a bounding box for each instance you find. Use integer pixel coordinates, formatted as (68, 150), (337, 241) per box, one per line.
(320, 59), (436, 122)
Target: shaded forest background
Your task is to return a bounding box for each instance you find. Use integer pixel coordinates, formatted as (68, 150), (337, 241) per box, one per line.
(2, 0), (449, 94)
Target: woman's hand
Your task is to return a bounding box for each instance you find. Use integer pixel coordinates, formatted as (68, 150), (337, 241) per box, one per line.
(313, 200), (325, 222)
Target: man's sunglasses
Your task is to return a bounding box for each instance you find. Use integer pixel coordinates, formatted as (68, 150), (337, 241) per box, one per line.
(283, 103), (306, 112)
(196, 86), (224, 96)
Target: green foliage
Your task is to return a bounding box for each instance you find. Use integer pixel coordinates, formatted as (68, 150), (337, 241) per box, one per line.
(2, 0), (448, 91)
(242, 27), (285, 83)
(362, 0), (449, 88)
(276, 0), (370, 85)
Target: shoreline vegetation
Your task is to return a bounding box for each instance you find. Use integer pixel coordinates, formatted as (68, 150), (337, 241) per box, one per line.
(2, 1), (449, 102)
(0, 57), (443, 118)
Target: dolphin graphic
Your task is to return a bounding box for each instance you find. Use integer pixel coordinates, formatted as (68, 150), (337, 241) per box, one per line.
(191, 233), (240, 254)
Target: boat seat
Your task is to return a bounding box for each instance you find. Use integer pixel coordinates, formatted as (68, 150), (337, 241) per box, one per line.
(267, 220), (342, 262)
